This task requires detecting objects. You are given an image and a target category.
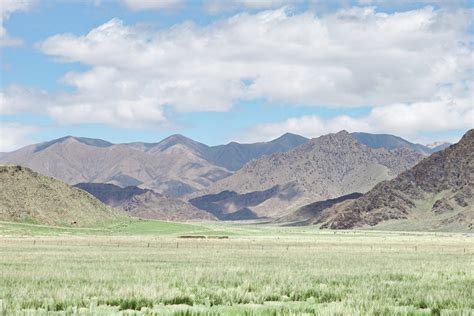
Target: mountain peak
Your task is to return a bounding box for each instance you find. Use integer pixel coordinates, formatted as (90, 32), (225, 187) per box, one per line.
(336, 130), (350, 135)
(163, 134), (191, 142)
(34, 136), (113, 153)
(151, 134), (209, 154)
(273, 132), (309, 143)
(311, 130), (353, 143)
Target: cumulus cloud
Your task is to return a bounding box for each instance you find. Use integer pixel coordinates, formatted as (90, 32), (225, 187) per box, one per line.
(2, 5), (472, 133)
(240, 88), (473, 142)
(0, 123), (39, 152)
(0, 0), (35, 46)
(121, 0), (184, 11)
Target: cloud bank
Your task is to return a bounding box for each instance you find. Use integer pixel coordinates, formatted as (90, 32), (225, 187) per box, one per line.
(1, 5), (472, 137)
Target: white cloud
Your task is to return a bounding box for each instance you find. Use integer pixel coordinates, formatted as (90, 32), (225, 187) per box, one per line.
(2, 6), (472, 133)
(240, 88), (473, 143)
(121, 0), (184, 11)
(0, 123), (38, 152)
(0, 0), (35, 46)
(0, 85), (50, 114)
(204, 0), (299, 13)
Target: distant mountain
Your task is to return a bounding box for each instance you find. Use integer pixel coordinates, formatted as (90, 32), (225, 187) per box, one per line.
(314, 129), (473, 231)
(75, 182), (215, 221)
(1, 131), (441, 199)
(425, 141), (451, 152)
(351, 132), (449, 155)
(207, 133), (309, 171)
(193, 131), (424, 219)
(0, 133), (308, 197)
(0, 136), (231, 197)
(0, 165), (125, 226)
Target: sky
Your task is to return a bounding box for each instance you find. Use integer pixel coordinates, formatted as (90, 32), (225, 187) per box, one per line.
(0, 0), (472, 151)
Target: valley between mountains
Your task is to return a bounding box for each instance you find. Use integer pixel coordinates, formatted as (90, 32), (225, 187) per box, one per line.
(0, 129), (471, 231)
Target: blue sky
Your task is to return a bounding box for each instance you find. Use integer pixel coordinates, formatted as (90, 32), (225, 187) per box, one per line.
(0, 0), (472, 150)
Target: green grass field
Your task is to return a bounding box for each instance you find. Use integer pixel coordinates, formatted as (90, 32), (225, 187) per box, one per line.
(0, 220), (473, 315)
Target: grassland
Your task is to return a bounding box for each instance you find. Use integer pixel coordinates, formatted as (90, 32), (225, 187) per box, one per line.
(0, 220), (473, 315)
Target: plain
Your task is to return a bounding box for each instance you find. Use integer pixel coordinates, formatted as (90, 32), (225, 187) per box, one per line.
(0, 220), (473, 315)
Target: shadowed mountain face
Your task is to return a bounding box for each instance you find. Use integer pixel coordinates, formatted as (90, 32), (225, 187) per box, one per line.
(189, 186), (282, 220)
(276, 192), (363, 225)
(75, 182), (216, 221)
(193, 131), (425, 219)
(0, 165), (125, 226)
(315, 129), (474, 231)
(351, 133), (450, 156)
(74, 183), (149, 206)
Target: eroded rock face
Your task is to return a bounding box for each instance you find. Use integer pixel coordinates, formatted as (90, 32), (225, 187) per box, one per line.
(316, 129), (474, 231)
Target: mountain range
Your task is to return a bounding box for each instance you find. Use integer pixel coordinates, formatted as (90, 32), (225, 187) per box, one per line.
(1, 130), (463, 230)
(191, 131), (425, 219)
(0, 133), (310, 197)
(0, 132), (448, 197)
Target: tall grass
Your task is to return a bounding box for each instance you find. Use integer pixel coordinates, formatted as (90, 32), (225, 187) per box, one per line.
(0, 228), (472, 315)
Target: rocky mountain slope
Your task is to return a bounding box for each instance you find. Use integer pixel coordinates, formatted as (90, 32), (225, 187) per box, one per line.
(75, 183), (216, 221)
(314, 129), (473, 231)
(0, 165), (125, 226)
(193, 131), (425, 219)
